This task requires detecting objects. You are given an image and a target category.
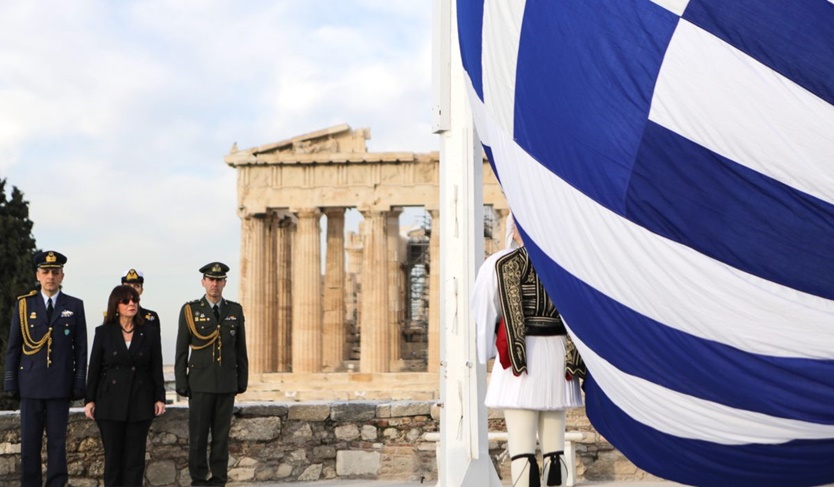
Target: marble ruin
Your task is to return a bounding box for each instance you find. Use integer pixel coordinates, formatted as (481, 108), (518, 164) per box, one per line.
(225, 124), (508, 378)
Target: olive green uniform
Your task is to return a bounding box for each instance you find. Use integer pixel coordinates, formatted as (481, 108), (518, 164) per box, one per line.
(174, 297), (248, 486)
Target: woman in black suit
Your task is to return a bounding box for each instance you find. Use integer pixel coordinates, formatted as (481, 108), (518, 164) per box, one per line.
(84, 285), (166, 486)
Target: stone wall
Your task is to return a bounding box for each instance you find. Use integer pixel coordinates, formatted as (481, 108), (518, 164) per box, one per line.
(0, 402), (661, 486)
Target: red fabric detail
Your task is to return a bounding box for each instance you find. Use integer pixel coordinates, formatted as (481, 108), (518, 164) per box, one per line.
(496, 317), (512, 370)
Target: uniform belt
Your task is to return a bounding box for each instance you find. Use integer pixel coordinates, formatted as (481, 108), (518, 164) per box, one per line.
(525, 317), (566, 336)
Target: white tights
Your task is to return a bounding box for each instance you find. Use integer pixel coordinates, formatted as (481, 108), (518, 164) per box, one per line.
(504, 408), (567, 487)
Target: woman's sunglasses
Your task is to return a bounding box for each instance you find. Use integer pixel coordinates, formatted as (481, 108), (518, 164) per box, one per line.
(119, 297), (140, 305)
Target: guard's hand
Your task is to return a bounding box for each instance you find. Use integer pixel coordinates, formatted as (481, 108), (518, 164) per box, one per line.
(71, 388), (85, 401)
(154, 401), (166, 416)
(176, 388), (190, 398)
(84, 402), (95, 420)
(4, 390), (20, 400)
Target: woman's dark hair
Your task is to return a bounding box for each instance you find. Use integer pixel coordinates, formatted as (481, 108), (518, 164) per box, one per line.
(103, 285), (145, 326)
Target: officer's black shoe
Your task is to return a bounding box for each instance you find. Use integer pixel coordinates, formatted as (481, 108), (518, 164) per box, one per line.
(191, 480), (210, 486)
(207, 478), (226, 487)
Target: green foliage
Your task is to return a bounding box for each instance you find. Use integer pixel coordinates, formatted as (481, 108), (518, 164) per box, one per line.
(0, 178), (38, 410)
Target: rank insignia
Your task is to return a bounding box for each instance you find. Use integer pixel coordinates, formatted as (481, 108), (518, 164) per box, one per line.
(30, 312), (37, 319)
(61, 310), (73, 317)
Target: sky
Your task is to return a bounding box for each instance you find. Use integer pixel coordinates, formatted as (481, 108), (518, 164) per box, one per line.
(0, 1), (437, 363)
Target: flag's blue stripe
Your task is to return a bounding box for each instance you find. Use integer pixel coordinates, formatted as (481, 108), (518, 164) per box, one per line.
(684, 0), (834, 106)
(456, 0), (485, 101)
(628, 122), (834, 300)
(513, 0), (678, 212)
(520, 231), (834, 424)
(585, 375), (834, 487)
(513, 0), (834, 300)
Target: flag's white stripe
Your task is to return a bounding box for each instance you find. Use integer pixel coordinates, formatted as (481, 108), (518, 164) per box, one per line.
(570, 331), (834, 445)
(481, 0), (526, 136)
(467, 77), (834, 360)
(649, 0), (689, 16)
(650, 20), (834, 205)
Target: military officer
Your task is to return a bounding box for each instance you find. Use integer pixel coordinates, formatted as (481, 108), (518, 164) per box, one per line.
(4, 250), (88, 487)
(121, 268), (161, 325)
(175, 262), (248, 487)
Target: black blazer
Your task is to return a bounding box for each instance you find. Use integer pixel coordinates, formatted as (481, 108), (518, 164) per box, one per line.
(85, 322), (165, 422)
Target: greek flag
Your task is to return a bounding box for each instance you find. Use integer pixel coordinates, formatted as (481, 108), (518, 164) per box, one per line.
(456, 0), (834, 485)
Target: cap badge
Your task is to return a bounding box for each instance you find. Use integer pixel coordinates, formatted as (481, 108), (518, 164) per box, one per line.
(46, 252), (57, 263)
(212, 264), (222, 273)
(126, 269), (139, 280)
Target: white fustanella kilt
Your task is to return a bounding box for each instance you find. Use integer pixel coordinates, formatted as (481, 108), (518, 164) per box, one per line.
(485, 335), (584, 410)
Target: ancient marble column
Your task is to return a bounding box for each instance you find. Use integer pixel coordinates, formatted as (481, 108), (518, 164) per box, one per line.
(291, 208), (323, 373)
(238, 213), (255, 369)
(359, 209), (391, 373)
(386, 207), (403, 368)
(427, 209), (441, 373)
(261, 212), (278, 373)
(275, 214), (294, 372)
(239, 213), (271, 374)
(322, 207), (346, 371)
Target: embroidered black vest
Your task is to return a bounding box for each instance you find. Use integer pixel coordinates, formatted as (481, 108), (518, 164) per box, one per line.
(496, 247), (566, 375)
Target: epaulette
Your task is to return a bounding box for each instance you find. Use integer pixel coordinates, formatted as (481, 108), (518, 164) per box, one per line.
(225, 299), (240, 306)
(16, 290), (38, 301)
(188, 299), (200, 304)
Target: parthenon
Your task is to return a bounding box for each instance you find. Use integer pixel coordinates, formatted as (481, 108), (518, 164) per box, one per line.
(225, 124), (507, 377)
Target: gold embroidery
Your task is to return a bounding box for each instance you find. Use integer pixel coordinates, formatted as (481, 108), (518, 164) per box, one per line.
(18, 292), (53, 366)
(185, 303), (222, 365)
(496, 249), (528, 375)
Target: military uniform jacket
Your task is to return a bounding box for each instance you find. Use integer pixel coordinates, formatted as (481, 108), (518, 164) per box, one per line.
(174, 298), (248, 395)
(140, 307), (160, 327)
(85, 322), (165, 422)
(4, 290), (88, 399)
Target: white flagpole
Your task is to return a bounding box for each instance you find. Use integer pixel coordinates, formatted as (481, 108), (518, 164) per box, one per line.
(433, 0), (501, 485)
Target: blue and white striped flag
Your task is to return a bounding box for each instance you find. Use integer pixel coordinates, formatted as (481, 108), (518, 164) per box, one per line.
(456, 1), (834, 485)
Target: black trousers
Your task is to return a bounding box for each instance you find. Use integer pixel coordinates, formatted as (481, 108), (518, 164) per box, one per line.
(96, 418), (153, 486)
(189, 392), (234, 484)
(20, 397), (69, 487)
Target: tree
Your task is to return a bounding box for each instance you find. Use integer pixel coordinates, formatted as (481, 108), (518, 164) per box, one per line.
(0, 178), (38, 410)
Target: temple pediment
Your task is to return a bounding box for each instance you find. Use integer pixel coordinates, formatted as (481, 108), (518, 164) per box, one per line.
(226, 124), (375, 165)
